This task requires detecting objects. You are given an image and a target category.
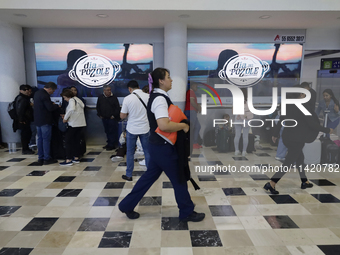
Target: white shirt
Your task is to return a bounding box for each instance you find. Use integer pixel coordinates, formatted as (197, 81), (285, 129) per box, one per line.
(151, 88), (169, 120)
(64, 97), (86, 127)
(121, 89), (150, 135)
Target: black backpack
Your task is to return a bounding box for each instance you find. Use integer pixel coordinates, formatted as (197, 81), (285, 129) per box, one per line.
(7, 98), (18, 120)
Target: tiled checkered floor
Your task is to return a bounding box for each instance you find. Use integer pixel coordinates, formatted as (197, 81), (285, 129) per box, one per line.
(0, 144), (340, 255)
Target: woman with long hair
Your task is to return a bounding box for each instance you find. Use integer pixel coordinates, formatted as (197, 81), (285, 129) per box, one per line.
(119, 68), (205, 222)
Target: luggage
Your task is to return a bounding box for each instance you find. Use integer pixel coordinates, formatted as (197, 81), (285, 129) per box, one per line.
(320, 111), (339, 164)
(216, 128), (231, 152)
(230, 133), (256, 153)
(203, 129), (216, 147)
(303, 139), (321, 164)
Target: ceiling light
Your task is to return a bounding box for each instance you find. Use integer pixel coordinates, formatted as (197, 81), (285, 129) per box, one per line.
(259, 15), (271, 19)
(13, 14), (27, 17)
(96, 14), (108, 18)
(178, 14), (190, 18)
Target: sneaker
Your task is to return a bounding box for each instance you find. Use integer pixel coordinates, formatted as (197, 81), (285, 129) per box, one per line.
(263, 182), (279, 194)
(22, 149), (35, 155)
(124, 211), (140, 219)
(72, 158), (80, 164)
(29, 144), (36, 149)
(193, 143), (201, 149)
(242, 151), (247, 157)
(59, 161), (73, 166)
(139, 159), (146, 166)
(106, 147), (115, 151)
(111, 156), (123, 162)
(301, 182), (314, 189)
(180, 211), (205, 222)
(36, 159), (44, 166)
(122, 175), (132, 181)
(275, 157), (285, 161)
(235, 150), (241, 156)
(43, 158), (58, 165)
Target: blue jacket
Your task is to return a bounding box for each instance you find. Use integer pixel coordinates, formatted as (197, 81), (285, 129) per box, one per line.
(33, 89), (60, 126)
(316, 99), (340, 122)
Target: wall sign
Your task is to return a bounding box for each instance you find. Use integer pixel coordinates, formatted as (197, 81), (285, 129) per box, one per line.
(68, 54), (121, 88)
(274, 34), (305, 43)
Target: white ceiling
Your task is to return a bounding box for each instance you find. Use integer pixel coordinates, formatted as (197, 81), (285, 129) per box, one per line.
(0, 9), (340, 29)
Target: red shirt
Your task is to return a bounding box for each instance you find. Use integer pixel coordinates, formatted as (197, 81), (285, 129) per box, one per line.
(184, 89), (198, 112)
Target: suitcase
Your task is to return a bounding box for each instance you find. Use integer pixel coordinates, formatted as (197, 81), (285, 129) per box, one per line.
(216, 128), (231, 152)
(230, 133), (256, 153)
(203, 129), (216, 147)
(320, 111), (339, 164)
(303, 139), (321, 164)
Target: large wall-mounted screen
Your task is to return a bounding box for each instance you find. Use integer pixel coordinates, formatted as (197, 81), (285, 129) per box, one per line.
(35, 43), (153, 98)
(188, 43), (303, 103)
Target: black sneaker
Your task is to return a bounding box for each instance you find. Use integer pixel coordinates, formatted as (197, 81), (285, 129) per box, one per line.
(181, 211), (205, 222)
(301, 182), (314, 189)
(37, 159), (44, 166)
(43, 158), (58, 165)
(263, 182), (279, 194)
(122, 175), (132, 181)
(22, 149), (35, 155)
(106, 147), (115, 151)
(124, 211), (140, 219)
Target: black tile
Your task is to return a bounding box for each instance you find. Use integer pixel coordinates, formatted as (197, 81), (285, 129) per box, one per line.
(264, 215), (299, 229)
(98, 231), (132, 248)
(250, 174), (270, 180)
(132, 171), (146, 176)
(7, 158), (26, 162)
(56, 189), (82, 197)
(222, 188), (246, 196)
(53, 176), (76, 182)
(78, 218), (110, 231)
(80, 158), (95, 162)
(0, 189), (22, 197)
(311, 194), (340, 203)
(87, 151), (102, 155)
(209, 205), (236, 216)
(269, 195), (298, 204)
(22, 217), (58, 231)
(27, 162), (43, 166)
(161, 217), (188, 230)
(198, 175), (217, 181)
(190, 230), (223, 247)
(163, 182), (173, 188)
(139, 196), (162, 206)
(0, 248), (33, 255)
(191, 154), (204, 158)
(255, 153), (270, 157)
(93, 197), (118, 206)
(310, 179), (336, 186)
(0, 166), (9, 171)
(207, 161), (223, 165)
(0, 206), (21, 216)
(232, 157), (248, 161)
(118, 162), (127, 166)
(259, 147), (273, 151)
(104, 182), (125, 189)
(83, 166), (101, 171)
(317, 245), (340, 255)
(27, 171), (49, 176)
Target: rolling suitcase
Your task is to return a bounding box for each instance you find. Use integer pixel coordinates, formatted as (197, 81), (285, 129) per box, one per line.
(216, 128), (231, 152)
(320, 110), (339, 164)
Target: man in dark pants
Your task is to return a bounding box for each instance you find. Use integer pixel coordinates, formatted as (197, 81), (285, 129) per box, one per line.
(34, 82), (60, 165)
(96, 85), (120, 151)
(15, 84), (35, 154)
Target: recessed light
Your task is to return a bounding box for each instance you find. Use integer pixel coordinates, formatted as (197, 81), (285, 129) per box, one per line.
(259, 15), (271, 19)
(13, 13), (27, 17)
(96, 14), (108, 18)
(178, 14), (190, 18)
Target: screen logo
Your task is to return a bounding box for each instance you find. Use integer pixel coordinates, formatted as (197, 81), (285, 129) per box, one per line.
(68, 54), (121, 88)
(218, 54), (270, 87)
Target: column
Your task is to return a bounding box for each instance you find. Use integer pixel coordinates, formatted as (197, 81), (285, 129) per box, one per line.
(164, 22), (187, 110)
(0, 21), (26, 144)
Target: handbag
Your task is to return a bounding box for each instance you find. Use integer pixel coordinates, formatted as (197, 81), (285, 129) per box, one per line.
(58, 116), (68, 132)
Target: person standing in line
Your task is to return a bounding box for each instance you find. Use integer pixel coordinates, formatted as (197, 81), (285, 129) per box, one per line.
(300, 82), (317, 110)
(34, 82), (60, 165)
(15, 84), (35, 154)
(184, 82), (202, 149)
(59, 89), (86, 166)
(96, 85), (120, 151)
(119, 68), (205, 222)
(120, 80), (150, 181)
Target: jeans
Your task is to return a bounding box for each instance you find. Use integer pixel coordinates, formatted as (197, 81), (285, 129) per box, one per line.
(184, 110), (201, 144)
(126, 131), (150, 177)
(36, 124), (52, 161)
(29, 122), (37, 146)
(276, 127), (287, 158)
(234, 123), (250, 152)
(102, 118), (119, 148)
